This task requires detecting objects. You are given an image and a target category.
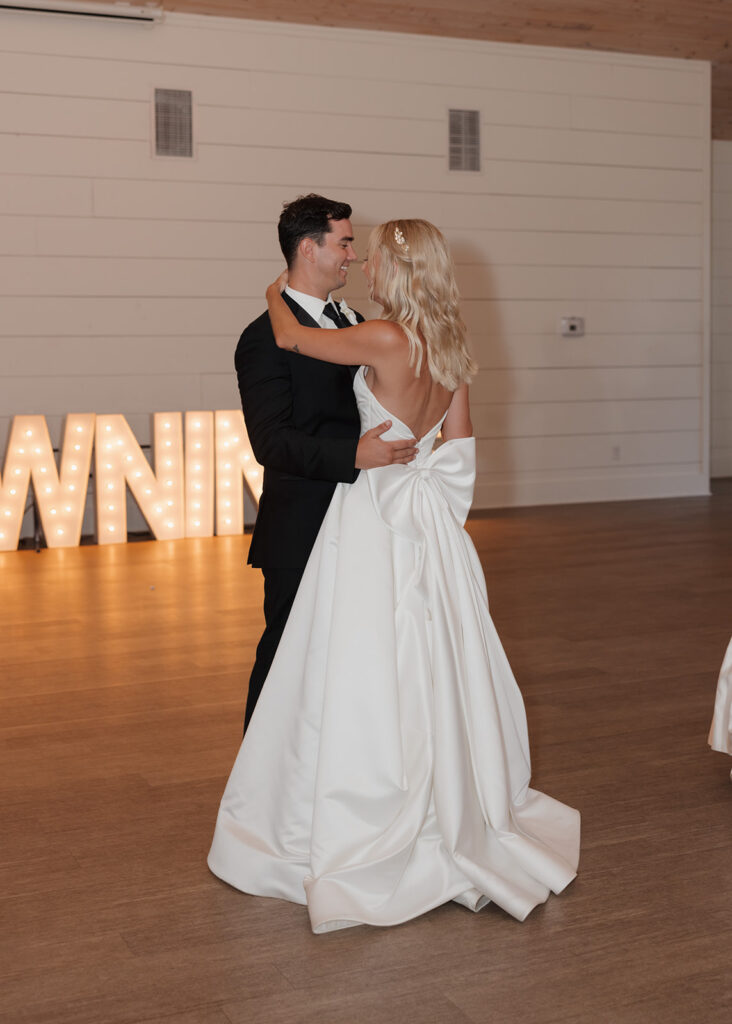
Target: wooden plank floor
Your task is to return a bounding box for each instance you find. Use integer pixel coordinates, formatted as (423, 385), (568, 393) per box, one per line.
(2, 484), (731, 1024)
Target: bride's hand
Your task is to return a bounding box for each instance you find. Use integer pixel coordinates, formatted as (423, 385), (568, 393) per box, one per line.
(267, 268), (289, 296)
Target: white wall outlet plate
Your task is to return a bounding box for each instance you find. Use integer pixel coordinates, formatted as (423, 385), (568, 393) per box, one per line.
(560, 317), (585, 337)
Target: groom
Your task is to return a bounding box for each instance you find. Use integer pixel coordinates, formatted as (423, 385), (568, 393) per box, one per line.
(236, 194), (417, 730)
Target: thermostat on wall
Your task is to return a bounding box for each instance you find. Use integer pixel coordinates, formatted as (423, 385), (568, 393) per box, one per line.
(560, 317), (585, 337)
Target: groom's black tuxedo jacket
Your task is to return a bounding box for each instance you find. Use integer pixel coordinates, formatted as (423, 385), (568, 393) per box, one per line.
(235, 292), (363, 570)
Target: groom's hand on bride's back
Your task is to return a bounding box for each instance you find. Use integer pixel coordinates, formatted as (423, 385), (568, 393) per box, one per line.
(355, 421), (418, 469)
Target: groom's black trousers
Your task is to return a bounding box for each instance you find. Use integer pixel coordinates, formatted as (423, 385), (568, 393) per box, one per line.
(243, 566), (303, 733)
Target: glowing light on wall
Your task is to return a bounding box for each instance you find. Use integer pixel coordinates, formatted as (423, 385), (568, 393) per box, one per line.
(0, 413), (95, 551)
(95, 413), (185, 544)
(184, 412), (214, 538)
(214, 410), (262, 536)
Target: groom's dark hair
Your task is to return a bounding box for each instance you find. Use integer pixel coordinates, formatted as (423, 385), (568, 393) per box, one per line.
(278, 193), (353, 268)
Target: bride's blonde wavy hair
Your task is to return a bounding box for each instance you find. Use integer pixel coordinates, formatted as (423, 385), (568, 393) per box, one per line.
(366, 219), (477, 390)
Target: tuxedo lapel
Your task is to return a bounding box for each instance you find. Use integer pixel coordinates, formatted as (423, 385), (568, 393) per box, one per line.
(282, 291), (321, 328)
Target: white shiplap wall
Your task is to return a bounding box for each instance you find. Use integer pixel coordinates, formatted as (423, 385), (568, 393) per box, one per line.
(712, 140), (732, 478)
(0, 11), (711, 538)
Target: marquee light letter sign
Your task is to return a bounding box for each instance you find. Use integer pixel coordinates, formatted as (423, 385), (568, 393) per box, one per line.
(215, 410), (263, 537)
(95, 413), (186, 543)
(185, 412), (215, 539)
(0, 411), (262, 552)
(0, 413), (95, 550)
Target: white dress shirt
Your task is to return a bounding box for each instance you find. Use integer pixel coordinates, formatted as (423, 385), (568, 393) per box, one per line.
(284, 286), (357, 328)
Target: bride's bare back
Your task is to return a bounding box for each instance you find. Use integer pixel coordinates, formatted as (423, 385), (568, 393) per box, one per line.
(365, 361), (452, 441)
(365, 323), (471, 442)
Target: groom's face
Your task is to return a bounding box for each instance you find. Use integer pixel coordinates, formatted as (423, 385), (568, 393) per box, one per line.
(313, 218), (356, 294)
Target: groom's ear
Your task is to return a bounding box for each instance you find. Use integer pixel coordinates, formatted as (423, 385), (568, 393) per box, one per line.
(298, 236), (317, 264)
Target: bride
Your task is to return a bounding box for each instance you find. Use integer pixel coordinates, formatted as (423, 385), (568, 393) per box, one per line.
(709, 637), (732, 767)
(208, 219), (581, 932)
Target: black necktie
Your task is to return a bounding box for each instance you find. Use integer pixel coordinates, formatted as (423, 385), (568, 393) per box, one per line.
(322, 302), (350, 329)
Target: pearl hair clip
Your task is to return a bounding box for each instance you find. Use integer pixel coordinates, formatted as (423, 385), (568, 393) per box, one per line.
(394, 226), (409, 253)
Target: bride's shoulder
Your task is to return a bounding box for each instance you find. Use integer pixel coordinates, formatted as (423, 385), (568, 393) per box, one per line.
(360, 319), (409, 351)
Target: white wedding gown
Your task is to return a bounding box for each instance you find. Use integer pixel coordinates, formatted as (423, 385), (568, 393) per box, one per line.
(709, 637), (732, 758)
(208, 366), (581, 933)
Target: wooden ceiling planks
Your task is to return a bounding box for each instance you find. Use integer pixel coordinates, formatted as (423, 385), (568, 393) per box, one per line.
(154, 0), (732, 138)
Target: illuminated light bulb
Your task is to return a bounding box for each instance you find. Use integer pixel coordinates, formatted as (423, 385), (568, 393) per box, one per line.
(105, 424), (112, 432)
(194, 464), (201, 472)
(105, 443), (113, 450)
(194, 442), (201, 449)
(251, 470), (259, 477)
(49, 508), (57, 515)
(45, 486), (52, 494)
(193, 482), (201, 491)
(108, 525), (115, 532)
(9, 489), (16, 496)
(25, 429), (33, 437)
(223, 441), (230, 449)
(3, 510), (11, 517)
(107, 504), (115, 512)
(165, 459), (172, 467)
(73, 444), (81, 451)
(193, 519), (200, 527)
(57, 528), (64, 536)
(34, 447), (41, 454)
(224, 462), (231, 470)
(105, 463), (112, 470)
(126, 454), (133, 463)
(75, 425), (83, 433)
(222, 420), (229, 428)
(144, 488), (151, 496)
(224, 517), (231, 525)
(0, 532), (4, 539)
(192, 502), (200, 510)
(14, 468), (21, 475)
(166, 500), (173, 507)
(18, 447), (25, 454)
(164, 440), (172, 448)
(164, 422), (171, 429)
(134, 471), (142, 478)
(224, 481), (231, 488)
(70, 464), (78, 471)
(244, 454), (250, 462)
(65, 506), (71, 513)
(107, 483), (114, 491)
(40, 467), (47, 474)
(68, 484), (75, 491)
(166, 520), (174, 528)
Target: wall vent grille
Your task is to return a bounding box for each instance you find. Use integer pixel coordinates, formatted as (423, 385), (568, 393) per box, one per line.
(449, 109), (480, 172)
(154, 89), (193, 158)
